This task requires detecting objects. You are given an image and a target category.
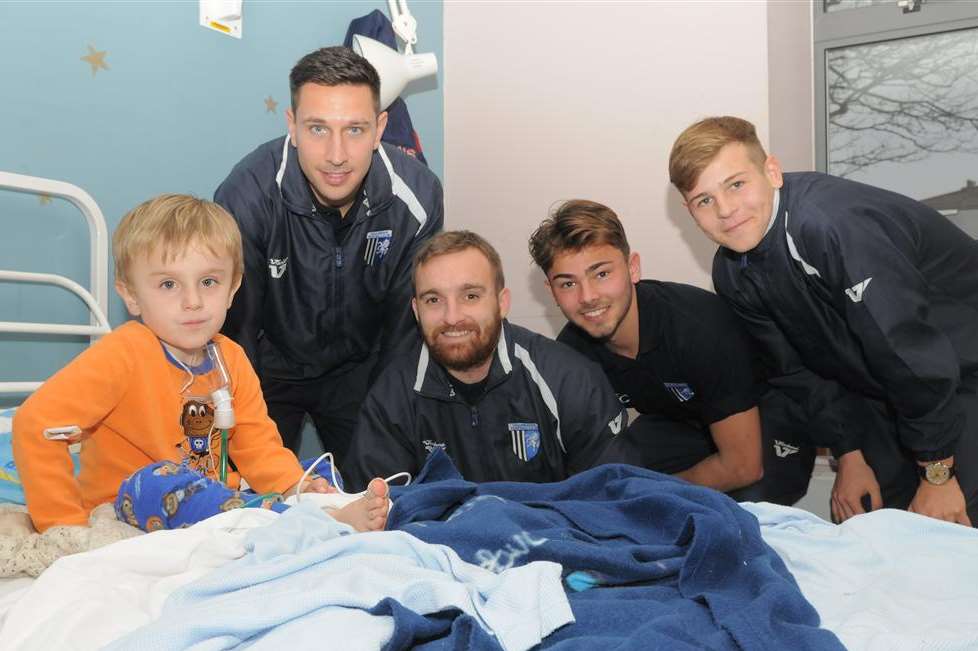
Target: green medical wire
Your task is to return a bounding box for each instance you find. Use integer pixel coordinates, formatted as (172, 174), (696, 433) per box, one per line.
(219, 428), (229, 483)
(242, 492), (282, 508)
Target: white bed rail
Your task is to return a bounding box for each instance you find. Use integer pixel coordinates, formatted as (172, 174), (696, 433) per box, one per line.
(0, 171), (112, 394)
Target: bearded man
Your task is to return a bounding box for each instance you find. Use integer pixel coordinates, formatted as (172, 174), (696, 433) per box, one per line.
(345, 230), (626, 490)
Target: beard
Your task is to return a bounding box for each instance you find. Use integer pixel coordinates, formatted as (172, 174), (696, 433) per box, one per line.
(425, 314), (502, 373)
(576, 291), (632, 342)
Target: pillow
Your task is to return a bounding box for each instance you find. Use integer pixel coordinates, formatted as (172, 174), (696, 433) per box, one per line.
(0, 408), (81, 504)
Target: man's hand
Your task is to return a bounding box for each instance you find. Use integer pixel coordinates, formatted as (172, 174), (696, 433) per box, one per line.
(284, 476), (336, 498)
(909, 477), (971, 527)
(831, 449), (882, 523)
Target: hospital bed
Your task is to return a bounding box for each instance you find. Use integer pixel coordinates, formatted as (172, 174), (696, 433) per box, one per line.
(0, 170), (114, 606)
(0, 172), (977, 650)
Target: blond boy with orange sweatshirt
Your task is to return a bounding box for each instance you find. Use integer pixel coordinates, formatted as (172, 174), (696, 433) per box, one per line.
(14, 194), (386, 533)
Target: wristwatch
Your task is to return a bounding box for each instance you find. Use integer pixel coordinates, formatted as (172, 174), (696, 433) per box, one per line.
(918, 460), (955, 486)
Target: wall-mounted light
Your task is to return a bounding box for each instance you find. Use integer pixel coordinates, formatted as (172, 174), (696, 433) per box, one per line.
(200, 0), (242, 39)
(350, 0), (437, 111)
(352, 34), (437, 111)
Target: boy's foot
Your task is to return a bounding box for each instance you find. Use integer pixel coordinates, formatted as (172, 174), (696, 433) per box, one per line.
(331, 478), (390, 532)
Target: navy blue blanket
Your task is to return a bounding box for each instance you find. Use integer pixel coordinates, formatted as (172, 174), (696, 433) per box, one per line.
(384, 451), (843, 651)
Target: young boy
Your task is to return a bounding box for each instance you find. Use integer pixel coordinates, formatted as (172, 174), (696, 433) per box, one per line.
(13, 194), (387, 533)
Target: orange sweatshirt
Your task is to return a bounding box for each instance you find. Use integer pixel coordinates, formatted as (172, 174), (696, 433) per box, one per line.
(13, 321), (305, 532)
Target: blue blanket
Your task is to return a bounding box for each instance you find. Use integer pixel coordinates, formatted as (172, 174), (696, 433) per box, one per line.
(106, 500), (573, 651)
(386, 450), (843, 651)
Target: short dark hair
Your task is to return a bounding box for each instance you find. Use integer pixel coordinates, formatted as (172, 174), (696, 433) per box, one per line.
(289, 46), (381, 114)
(414, 231), (506, 293)
(528, 200), (630, 274)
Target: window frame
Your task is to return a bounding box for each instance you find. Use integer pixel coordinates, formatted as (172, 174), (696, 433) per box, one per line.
(813, 1), (978, 172)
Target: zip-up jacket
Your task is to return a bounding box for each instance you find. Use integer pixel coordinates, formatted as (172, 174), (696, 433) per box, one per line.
(215, 137), (443, 381)
(345, 320), (627, 491)
(713, 172), (978, 461)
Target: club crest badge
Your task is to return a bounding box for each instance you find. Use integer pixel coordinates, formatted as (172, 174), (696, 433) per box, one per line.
(509, 422), (541, 462)
(664, 382), (695, 402)
(364, 229), (393, 266)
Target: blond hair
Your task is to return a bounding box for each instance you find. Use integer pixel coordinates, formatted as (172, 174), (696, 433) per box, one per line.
(528, 200), (630, 274)
(669, 116), (768, 194)
(113, 194), (243, 285)
(413, 230), (505, 292)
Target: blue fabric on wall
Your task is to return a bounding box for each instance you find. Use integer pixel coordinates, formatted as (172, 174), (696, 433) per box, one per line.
(386, 450), (844, 651)
(344, 9), (429, 165)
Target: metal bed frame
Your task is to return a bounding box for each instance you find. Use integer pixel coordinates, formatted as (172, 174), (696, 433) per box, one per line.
(0, 171), (112, 394)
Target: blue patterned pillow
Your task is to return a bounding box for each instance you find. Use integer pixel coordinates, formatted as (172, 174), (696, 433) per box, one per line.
(0, 407), (81, 504)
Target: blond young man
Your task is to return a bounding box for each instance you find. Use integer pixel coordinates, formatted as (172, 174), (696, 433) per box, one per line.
(345, 230), (625, 491)
(669, 116), (978, 526)
(529, 200), (814, 504)
(14, 195), (387, 533)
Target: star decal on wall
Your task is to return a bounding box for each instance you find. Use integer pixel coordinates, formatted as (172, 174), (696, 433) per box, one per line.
(38, 194), (52, 206)
(264, 96), (278, 114)
(81, 45), (109, 77)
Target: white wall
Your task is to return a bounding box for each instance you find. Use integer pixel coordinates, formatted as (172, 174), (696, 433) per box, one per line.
(444, 1), (788, 337)
(768, 0), (815, 172)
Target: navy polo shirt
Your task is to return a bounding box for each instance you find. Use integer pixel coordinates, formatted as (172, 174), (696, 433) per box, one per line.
(557, 280), (759, 426)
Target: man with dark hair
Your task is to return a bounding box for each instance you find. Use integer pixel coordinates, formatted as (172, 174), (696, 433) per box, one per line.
(215, 46), (443, 463)
(669, 115), (978, 526)
(344, 230), (626, 491)
(529, 200), (813, 504)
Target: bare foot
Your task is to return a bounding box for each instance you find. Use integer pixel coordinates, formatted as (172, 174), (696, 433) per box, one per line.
(330, 478), (389, 532)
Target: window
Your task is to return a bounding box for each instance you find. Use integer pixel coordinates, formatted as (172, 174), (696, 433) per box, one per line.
(814, 1), (978, 236)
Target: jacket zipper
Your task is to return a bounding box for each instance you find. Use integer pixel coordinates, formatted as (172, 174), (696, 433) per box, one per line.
(333, 246), (343, 334)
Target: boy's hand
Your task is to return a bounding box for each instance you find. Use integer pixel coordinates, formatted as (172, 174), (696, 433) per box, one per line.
(285, 476), (337, 497)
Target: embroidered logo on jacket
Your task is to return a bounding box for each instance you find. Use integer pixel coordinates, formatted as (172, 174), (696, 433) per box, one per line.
(845, 277), (872, 303)
(364, 229), (393, 266)
(664, 382), (695, 402)
(268, 257), (288, 279)
(509, 422), (541, 462)
(773, 439), (800, 458)
(608, 410), (624, 435)
(422, 439), (446, 454)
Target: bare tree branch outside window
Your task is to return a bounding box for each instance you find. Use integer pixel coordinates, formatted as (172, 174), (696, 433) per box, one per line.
(827, 28), (978, 178)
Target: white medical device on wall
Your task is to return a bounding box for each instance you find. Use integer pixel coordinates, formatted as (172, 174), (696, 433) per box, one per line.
(200, 0), (242, 39)
(351, 0), (438, 111)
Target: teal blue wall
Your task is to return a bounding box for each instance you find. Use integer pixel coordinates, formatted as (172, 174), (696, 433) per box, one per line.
(0, 1), (444, 398)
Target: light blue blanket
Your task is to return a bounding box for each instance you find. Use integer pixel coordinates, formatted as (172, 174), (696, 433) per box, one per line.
(106, 502), (573, 651)
(743, 502), (978, 651)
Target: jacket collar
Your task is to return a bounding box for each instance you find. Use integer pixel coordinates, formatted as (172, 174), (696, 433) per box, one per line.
(413, 320), (516, 400)
(275, 135), (396, 219)
(744, 185), (786, 260)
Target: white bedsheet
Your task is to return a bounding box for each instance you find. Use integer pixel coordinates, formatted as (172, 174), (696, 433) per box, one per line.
(744, 502), (978, 651)
(0, 508), (278, 650)
(2, 502), (977, 650)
